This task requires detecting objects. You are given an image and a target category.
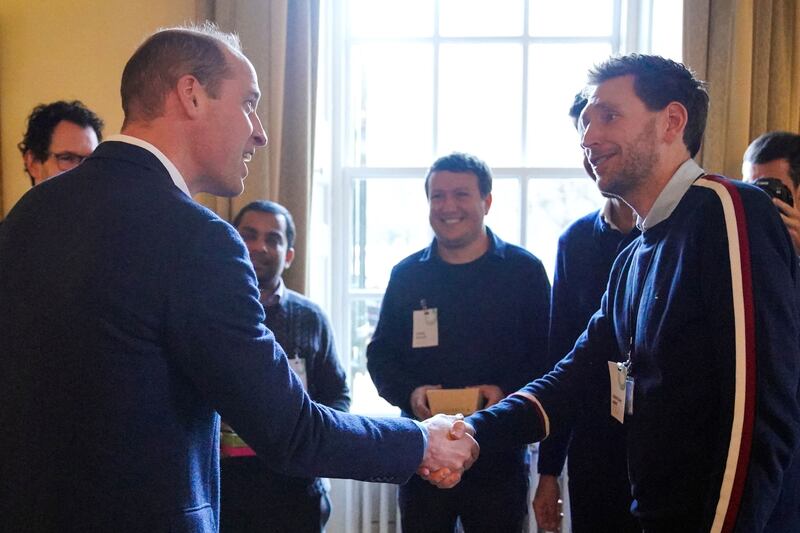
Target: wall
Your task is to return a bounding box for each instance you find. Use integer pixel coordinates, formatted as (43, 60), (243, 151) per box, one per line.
(0, 0), (200, 216)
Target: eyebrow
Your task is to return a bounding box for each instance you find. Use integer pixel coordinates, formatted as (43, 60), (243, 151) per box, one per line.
(581, 101), (618, 126)
(239, 225), (283, 239)
(588, 101), (618, 114)
(430, 186), (472, 194)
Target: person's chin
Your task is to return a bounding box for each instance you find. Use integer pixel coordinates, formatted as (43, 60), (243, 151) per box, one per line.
(221, 177), (246, 197)
(595, 173), (617, 194)
(435, 234), (467, 249)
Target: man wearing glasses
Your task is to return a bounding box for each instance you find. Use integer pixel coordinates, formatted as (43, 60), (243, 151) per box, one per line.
(18, 100), (104, 186)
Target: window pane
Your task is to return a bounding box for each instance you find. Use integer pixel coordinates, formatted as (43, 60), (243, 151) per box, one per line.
(439, 43), (523, 165)
(486, 178), (521, 245)
(350, 299), (399, 415)
(352, 178), (432, 290)
(348, 0), (433, 38)
(530, 0), (615, 37)
(526, 177), (607, 279)
(527, 42), (613, 166)
(650, 0), (683, 61)
(439, 0), (524, 37)
(350, 44), (433, 166)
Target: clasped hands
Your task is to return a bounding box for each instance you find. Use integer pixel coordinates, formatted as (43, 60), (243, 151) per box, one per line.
(417, 413), (479, 489)
(411, 383), (505, 489)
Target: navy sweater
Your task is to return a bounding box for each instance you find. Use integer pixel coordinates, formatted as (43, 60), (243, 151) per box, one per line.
(368, 228), (551, 479)
(471, 177), (800, 532)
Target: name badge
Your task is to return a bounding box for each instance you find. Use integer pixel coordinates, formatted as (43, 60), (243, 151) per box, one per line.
(289, 352), (308, 390)
(412, 308), (438, 348)
(608, 361), (627, 423)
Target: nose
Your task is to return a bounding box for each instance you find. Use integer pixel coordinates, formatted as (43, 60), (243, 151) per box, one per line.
(248, 242), (271, 261)
(252, 113), (268, 147)
(580, 120), (599, 151)
(436, 194), (459, 213)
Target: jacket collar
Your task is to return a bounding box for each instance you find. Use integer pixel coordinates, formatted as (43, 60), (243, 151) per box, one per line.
(101, 135), (191, 197)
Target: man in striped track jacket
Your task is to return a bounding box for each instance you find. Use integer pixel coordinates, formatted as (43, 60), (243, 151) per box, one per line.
(464, 54), (800, 533)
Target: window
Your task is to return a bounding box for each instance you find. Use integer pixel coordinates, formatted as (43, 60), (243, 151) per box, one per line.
(311, 0), (683, 414)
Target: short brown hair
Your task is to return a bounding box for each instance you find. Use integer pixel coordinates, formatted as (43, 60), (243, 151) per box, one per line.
(424, 152), (493, 198)
(589, 54), (709, 157)
(120, 23), (241, 124)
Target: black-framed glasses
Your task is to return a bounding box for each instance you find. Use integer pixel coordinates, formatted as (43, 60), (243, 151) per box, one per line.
(49, 151), (90, 171)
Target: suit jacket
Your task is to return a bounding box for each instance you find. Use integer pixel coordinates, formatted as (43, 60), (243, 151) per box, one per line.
(0, 141), (424, 532)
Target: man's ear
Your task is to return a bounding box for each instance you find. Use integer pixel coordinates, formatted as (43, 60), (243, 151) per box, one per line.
(175, 74), (205, 118)
(23, 150), (43, 185)
(663, 101), (688, 146)
(483, 192), (493, 215)
(284, 247), (295, 269)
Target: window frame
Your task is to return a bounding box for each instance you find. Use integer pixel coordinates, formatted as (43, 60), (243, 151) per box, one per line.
(312, 0), (681, 413)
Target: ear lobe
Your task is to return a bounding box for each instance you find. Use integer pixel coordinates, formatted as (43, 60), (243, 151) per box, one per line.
(284, 248), (295, 269)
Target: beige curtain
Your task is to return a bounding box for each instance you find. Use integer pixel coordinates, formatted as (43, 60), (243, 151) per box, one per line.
(196, 0), (319, 293)
(683, 0), (800, 179)
(0, 129), (4, 218)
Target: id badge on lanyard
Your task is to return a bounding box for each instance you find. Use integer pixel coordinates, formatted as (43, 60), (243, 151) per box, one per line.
(412, 299), (438, 348)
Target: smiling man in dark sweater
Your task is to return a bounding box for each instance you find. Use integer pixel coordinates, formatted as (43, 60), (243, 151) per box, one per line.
(367, 152), (551, 532)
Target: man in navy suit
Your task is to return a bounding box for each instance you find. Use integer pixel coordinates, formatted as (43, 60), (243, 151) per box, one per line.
(0, 23), (477, 533)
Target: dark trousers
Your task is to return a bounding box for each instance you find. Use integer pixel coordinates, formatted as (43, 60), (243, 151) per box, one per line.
(221, 457), (330, 533)
(568, 471), (639, 533)
(398, 470), (528, 533)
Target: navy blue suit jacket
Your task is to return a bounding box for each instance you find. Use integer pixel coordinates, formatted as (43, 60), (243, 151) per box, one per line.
(0, 141), (424, 532)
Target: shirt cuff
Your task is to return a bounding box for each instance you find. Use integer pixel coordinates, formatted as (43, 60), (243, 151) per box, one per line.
(413, 420), (428, 456)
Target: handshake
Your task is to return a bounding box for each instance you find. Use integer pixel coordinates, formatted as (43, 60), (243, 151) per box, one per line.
(417, 414), (480, 489)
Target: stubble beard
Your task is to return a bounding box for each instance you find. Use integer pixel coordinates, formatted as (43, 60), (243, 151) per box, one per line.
(598, 118), (659, 203)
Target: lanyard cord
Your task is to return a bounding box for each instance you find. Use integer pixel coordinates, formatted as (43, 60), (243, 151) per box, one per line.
(625, 241), (657, 375)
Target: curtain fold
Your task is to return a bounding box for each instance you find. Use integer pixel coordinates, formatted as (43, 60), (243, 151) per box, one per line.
(683, 0), (800, 179)
(0, 130), (4, 218)
(196, 0), (319, 293)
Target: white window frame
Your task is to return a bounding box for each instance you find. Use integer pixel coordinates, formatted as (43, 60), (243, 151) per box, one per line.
(312, 0), (681, 412)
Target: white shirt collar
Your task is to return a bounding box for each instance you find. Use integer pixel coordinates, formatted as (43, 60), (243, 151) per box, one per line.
(105, 134), (192, 198)
(261, 277), (286, 307)
(638, 158), (705, 231)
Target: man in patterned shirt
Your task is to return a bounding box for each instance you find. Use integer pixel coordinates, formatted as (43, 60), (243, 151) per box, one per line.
(221, 200), (350, 533)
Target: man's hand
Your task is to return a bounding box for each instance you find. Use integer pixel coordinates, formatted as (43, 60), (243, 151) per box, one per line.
(475, 384), (505, 408)
(410, 384), (441, 420)
(533, 474), (563, 532)
(417, 414), (479, 488)
(774, 198), (800, 253)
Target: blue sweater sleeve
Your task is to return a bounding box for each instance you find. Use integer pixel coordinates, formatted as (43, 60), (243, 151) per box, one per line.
(714, 189), (800, 532)
(468, 290), (618, 454)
